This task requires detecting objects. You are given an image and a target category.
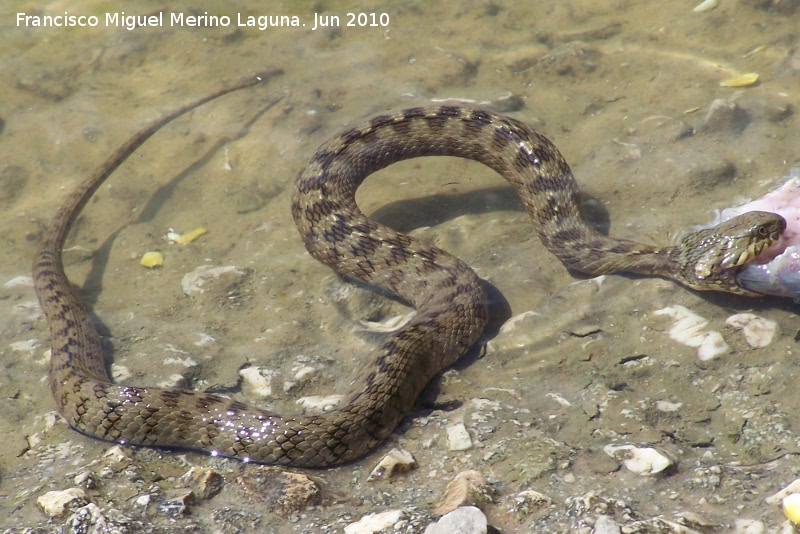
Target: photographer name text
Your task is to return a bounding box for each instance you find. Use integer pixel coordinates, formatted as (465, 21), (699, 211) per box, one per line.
(16, 11), (390, 32)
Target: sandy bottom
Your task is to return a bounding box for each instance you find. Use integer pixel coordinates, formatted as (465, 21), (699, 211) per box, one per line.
(2, 0), (800, 532)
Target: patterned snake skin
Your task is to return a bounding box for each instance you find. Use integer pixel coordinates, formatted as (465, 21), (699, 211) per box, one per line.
(33, 79), (785, 466)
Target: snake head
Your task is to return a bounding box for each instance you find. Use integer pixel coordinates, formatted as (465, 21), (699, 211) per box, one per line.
(682, 210), (786, 295)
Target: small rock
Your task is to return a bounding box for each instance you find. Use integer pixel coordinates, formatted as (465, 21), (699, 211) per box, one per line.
(499, 44), (549, 73)
(37, 488), (88, 517)
(435, 470), (494, 515)
(296, 394), (342, 411)
(66, 503), (111, 532)
(685, 155), (737, 192)
(237, 466), (320, 514)
(368, 448), (418, 481)
(726, 313), (777, 348)
(157, 488), (193, 517)
(538, 41), (602, 77)
(180, 466), (224, 502)
(603, 444), (675, 476)
(594, 515), (622, 534)
(507, 489), (552, 515)
(239, 366), (279, 397)
(676, 511), (714, 529)
(344, 509), (404, 534)
(653, 305), (730, 361)
(703, 99), (749, 134)
(424, 506), (488, 534)
(735, 519), (765, 534)
(767, 479), (800, 505)
(181, 265), (247, 297)
(740, 0), (799, 14)
(446, 423), (473, 451)
(486, 311), (543, 354)
(16, 65), (75, 100)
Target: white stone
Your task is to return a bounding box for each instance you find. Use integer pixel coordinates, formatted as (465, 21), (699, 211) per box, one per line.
(239, 367), (279, 397)
(735, 519), (765, 534)
(4, 275), (33, 287)
(9, 339), (39, 352)
(36, 488), (88, 517)
(424, 506), (488, 534)
(693, 0), (718, 12)
(368, 448), (417, 481)
(765, 479), (800, 505)
(294, 365), (319, 381)
(726, 313), (777, 348)
(653, 305), (729, 360)
(655, 401), (682, 412)
(296, 394), (342, 411)
(344, 509), (403, 534)
(603, 444), (674, 476)
(593, 515), (622, 534)
(446, 423), (473, 451)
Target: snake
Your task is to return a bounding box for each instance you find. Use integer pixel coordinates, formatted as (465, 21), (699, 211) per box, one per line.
(33, 76), (785, 467)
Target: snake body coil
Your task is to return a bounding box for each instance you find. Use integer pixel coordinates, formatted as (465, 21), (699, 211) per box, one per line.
(33, 90), (784, 466)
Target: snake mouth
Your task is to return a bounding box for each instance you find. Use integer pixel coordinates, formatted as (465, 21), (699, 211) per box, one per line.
(716, 173), (800, 297)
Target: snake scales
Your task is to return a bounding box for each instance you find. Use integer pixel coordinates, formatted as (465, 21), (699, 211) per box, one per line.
(33, 77), (785, 467)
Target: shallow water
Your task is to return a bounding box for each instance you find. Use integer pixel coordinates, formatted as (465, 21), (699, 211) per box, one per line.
(2, 0), (800, 532)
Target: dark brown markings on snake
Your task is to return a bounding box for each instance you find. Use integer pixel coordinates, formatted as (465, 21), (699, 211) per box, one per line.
(311, 148), (339, 171)
(195, 395), (224, 411)
(159, 389), (183, 409)
(492, 125), (516, 151)
(369, 114), (396, 130)
(463, 109), (493, 138)
(423, 105), (462, 133)
(402, 107), (426, 121)
(437, 105), (462, 118)
(340, 126), (378, 146)
(391, 117), (413, 136)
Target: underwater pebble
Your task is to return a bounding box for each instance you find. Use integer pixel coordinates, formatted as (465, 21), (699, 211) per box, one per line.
(9, 339), (39, 352)
(66, 503), (110, 532)
(4, 275), (33, 288)
(237, 466), (320, 514)
(344, 509), (404, 534)
(296, 394), (342, 411)
(603, 444), (675, 476)
(486, 311), (542, 353)
(766, 479), (800, 505)
(368, 448), (417, 481)
(593, 515), (622, 534)
(424, 506), (487, 534)
(725, 313), (777, 347)
(181, 265), (246, 296)
(693, 0), (718, 11)
(507, 489), (551, 515)
(180, 466), (224, 503)
(435, 470), (494, 515)
(37, 487), (88, 517)
(734, 519), (765, 533)
(703, 99), (750, 134)
(654, 305), (730, 360)
(446, 423), (473, 451)
(656, 400), (682, 412)
(239, 367), (279, 397)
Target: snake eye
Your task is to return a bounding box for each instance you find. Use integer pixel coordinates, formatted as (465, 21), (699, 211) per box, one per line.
(757, 225), (768, 237)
